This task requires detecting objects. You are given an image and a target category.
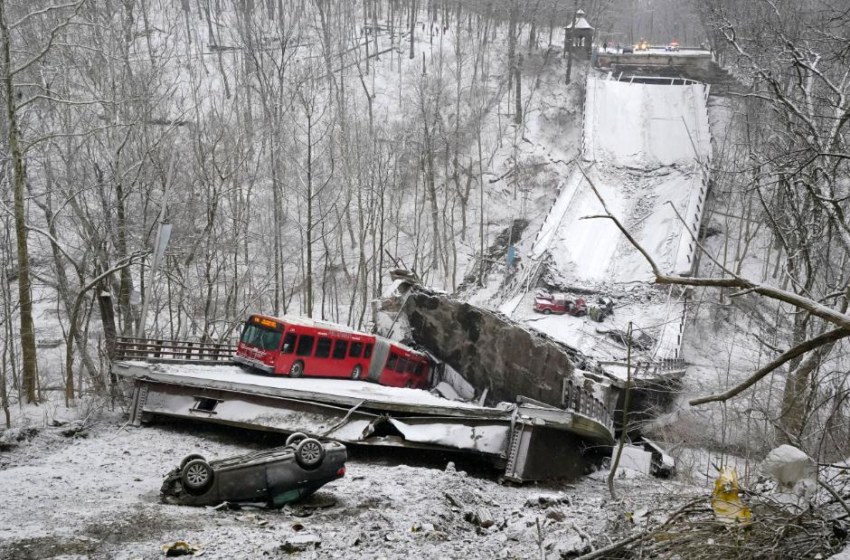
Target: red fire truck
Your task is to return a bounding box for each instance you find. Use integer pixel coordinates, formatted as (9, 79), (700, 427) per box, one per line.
(533, 293), (588, 316)
(234, 314), (431, 389)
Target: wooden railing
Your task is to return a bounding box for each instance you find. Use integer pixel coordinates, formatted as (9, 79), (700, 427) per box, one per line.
(113, 337), (236, 364)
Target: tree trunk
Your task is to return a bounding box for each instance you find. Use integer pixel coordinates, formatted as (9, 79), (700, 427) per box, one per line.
(0, 0), (38, 403)
(409, 0), (417, 60)
(514, 53), (523, 124)
(305, 108), (314, 317)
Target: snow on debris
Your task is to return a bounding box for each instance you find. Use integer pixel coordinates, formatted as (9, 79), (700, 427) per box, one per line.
(130, 362), (494, 411)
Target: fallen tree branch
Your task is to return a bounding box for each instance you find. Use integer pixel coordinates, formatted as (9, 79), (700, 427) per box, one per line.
(577, 163), (850, 331)
(689, 328), (850, 405)
(573, 497), (705, 560)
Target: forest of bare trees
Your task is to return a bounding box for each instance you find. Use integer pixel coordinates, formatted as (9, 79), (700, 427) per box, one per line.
(0, 0), (619, 416)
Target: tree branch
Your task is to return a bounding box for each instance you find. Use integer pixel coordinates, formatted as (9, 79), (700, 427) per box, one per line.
(689, 328), (850, 406)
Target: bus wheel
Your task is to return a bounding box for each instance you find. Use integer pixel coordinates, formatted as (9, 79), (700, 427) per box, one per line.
(351, 365), (363, 380)
(405, 380), (414, 389)
(290, 360), (304, 378)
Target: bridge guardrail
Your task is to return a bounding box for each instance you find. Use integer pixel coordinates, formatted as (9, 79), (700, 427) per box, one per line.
(113, 337), (236, 364)
(562, 379), (613, 431)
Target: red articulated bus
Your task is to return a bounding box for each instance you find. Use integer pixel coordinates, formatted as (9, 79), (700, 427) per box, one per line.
(234, 314), (431, 389)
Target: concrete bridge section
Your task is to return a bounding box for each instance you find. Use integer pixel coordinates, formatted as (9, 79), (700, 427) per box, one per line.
(596, 50), (741, 94)
(112, 339), (614, 482)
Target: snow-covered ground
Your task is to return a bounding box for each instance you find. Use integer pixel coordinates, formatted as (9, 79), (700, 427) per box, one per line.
(0, 414), (701, 559)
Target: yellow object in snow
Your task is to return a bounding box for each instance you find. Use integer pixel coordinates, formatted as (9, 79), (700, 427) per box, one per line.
(711, 467), (752, 524)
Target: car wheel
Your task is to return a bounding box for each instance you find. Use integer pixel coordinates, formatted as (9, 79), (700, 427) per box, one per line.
(295, 438), (326, 470)
(286, 432), (308, 447)
(290, 360), (304, 378)
(179, 453), (206, 471)
(543, 308), (551, 315)
(181, 459), (214, 495)
(351, 365), (363, 380)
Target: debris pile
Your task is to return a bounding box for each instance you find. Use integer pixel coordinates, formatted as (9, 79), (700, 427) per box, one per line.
(591, 450), (848, 559)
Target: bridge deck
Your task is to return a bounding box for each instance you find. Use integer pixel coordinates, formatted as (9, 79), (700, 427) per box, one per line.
(113, 360), (614, 482)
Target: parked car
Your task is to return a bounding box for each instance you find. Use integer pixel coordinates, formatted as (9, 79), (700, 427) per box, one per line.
(160, 433), (347, 508)
(533, 293), (587, 317)
(634, 40), (650, 52)
(588, 296), (615, 323)
(622, 45), (634, 54)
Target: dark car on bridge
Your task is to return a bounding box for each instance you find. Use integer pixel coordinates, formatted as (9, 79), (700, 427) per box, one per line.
(160, 433), (347, 508)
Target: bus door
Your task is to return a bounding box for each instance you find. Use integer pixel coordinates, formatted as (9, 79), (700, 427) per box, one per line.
(274, 330), (299, 374)
(367, 338), (391, 382)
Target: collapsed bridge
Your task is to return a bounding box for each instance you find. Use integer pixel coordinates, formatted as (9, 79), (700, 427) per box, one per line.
(114, 336), (613, 482)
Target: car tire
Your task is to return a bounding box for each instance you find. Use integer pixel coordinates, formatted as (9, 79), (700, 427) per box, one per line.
(290, 360), (304, 378)
(295, 438), (325, 470)
(543, 308), (551, 315)
(286, 432), (308, 447)
(181, 459), (214, 495)
(351, 365), (363, 380)
(179, 453), (206, 471)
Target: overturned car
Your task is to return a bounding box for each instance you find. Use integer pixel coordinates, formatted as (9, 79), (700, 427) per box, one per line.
(161, 433), (347, 508)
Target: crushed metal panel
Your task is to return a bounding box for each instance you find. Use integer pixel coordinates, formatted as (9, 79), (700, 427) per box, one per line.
(130, 382), (149, 426)
(387, 418), (510, 455)
(503, 421), (534, 481)
(642, 437), (676, 477)
(503, 420), (597, 482)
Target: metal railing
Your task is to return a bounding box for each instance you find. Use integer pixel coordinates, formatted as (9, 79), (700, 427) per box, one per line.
(113, 337), (236, 364)
(562, 379), (613, 430)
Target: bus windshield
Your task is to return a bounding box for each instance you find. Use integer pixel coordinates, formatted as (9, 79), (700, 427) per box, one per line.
(241, 324), (283, 351)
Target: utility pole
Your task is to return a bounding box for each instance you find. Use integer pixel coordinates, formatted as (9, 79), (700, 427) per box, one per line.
(137, 157), (175, 339)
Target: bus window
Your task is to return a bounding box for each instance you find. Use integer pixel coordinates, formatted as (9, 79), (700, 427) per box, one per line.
(406, 359), (417, 374)
(386, 352), (398, 371)
(395, 357), (408, 373)
(241, 325), (282, 351)
(296, 335), (315, 356)
(315, 337), (332, 358)
(415, 362), (424, 376)
(281, 333), (297, 354)
(364, 343), (373, 359)
(332, 340), (348, 359)
(349, 341), (363, 358)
